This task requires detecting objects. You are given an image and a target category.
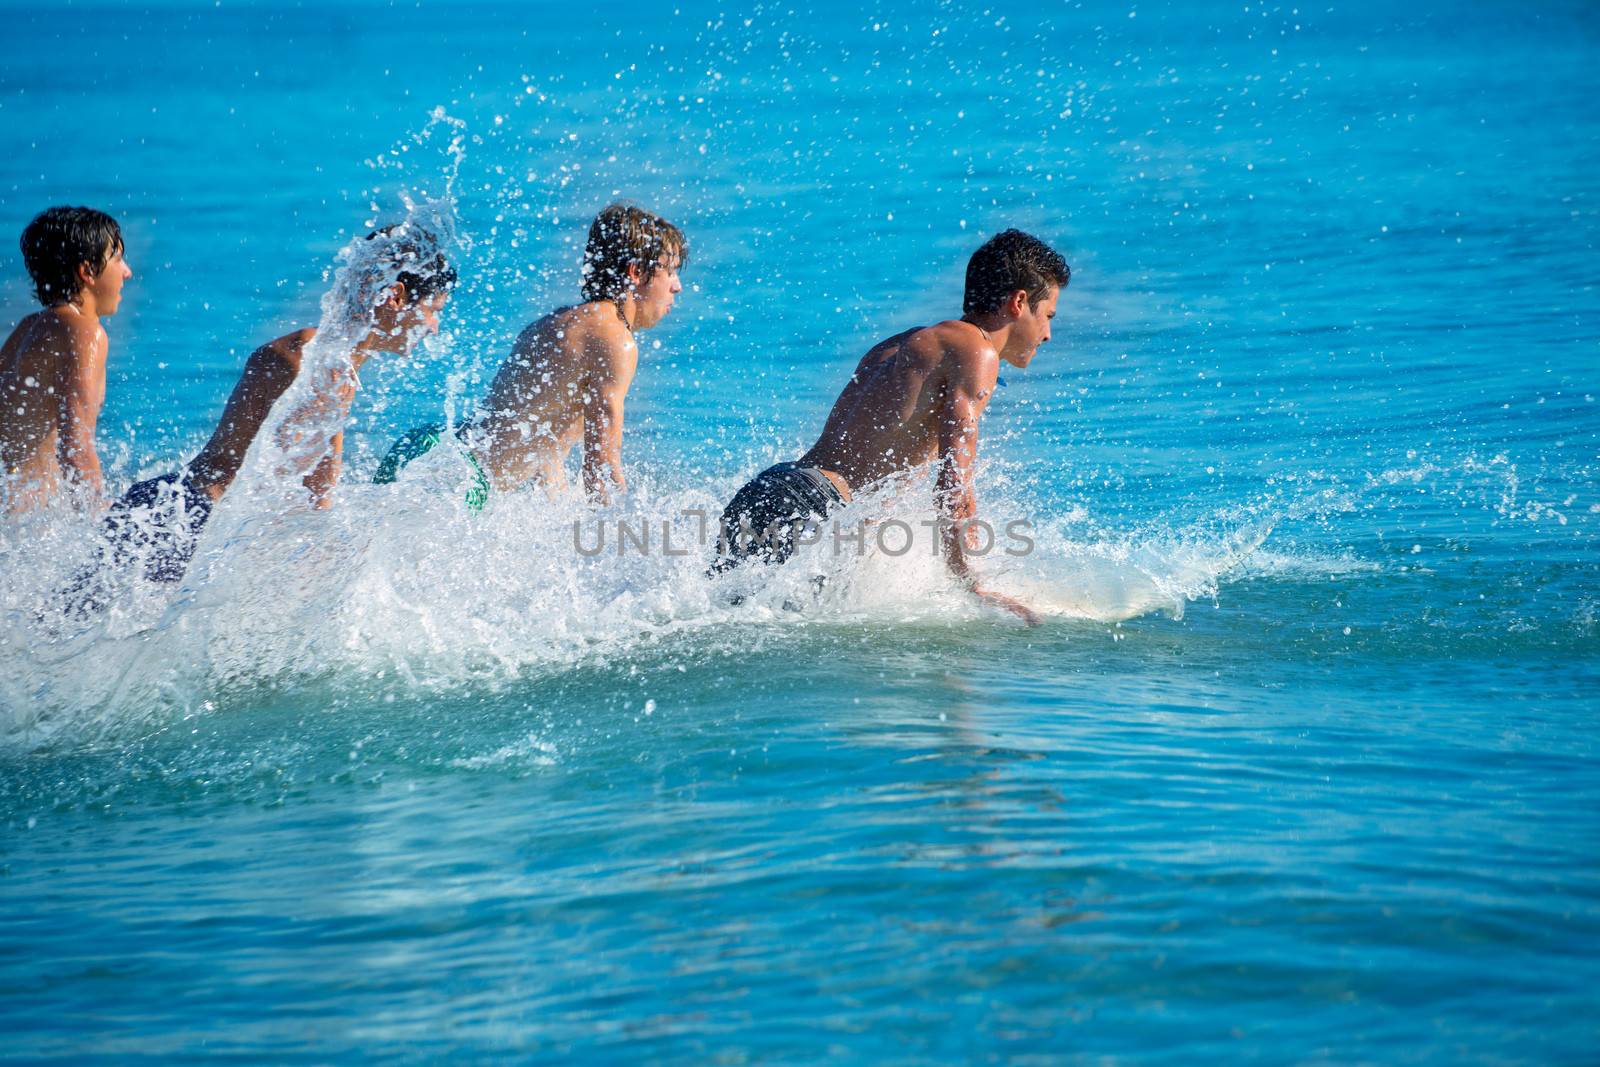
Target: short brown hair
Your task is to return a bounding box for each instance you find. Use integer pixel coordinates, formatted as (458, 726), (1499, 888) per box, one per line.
(365, 224), (457, 301)
(963, 229), (1069, 316)
(580, 203), (687, 303)
(21, 206), (123, 307)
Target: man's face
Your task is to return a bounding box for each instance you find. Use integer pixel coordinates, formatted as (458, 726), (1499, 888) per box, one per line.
(1004, 284), (1059, 369)
(85, 244), (133, 315)
(633, 254), (683, 330)
(372, 289), (449, 354)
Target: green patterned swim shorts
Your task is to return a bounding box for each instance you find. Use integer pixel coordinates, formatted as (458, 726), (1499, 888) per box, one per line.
(374, 424), (491, 514)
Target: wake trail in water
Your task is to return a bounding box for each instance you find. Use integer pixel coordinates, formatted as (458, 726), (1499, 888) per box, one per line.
(5, 443), (1562, 747)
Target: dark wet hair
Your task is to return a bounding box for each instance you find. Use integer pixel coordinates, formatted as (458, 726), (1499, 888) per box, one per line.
(580, 202), (687, 303)
(20, 206), (124, 307)
(365, 225), (457, 301)
(962, 229), (1069, 316)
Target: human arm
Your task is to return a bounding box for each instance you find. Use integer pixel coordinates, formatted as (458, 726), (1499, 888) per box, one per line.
(266, 332), (360, 499)
(302, 431), (342, 509)
(933, 346), (1039, 626)
(55, 320), (107, 505)
(276, 365), (357, 474)
(580, 329), (635, 504)
(189, 341), (300, 493)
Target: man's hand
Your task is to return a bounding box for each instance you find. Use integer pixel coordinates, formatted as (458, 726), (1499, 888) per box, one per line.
(973, 584), (1041, 627)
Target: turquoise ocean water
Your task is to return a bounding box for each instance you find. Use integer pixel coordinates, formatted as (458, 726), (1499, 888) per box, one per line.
(2, 0), (1597, 1060)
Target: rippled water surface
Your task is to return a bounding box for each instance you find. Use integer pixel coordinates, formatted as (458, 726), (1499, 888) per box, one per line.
(1, 0), (1597, 1061)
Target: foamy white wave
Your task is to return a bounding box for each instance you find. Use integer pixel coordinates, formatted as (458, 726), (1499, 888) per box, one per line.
(1, 451), (1294, 746)
(18, 429), (1582, 747)
(449, 733), (558, 770)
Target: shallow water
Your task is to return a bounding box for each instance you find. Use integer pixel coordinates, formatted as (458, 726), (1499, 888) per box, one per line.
(2, 0), (1597, 1061)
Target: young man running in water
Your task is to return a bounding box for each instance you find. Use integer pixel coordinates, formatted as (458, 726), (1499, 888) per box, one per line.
(376, 202), (686, 505)
(710, 228), (1068, 626)
(1, 206), (132, 513)
(97, 227), (455, 585)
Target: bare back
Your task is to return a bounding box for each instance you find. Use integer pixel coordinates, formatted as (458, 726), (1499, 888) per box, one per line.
(476, 302), (636, 493)
(0, 307), (107, 511)
(800, 319), (999, 493)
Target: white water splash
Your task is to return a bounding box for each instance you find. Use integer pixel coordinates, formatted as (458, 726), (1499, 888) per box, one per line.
(0, 454), (1303, 747)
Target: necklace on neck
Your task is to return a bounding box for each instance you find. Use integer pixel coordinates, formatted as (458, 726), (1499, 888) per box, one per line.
(610, 299), (634, 333)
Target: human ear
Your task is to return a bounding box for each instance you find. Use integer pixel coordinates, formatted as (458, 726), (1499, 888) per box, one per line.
(382, 282), (407, 309)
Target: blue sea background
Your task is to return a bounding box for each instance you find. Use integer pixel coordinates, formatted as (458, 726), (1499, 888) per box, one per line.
(1, 0), (1597, 1061)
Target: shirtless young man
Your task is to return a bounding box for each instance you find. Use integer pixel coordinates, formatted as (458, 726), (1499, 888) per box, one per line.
(376, 203), (685, 506)
(710, 229), (1069, 625)
(98, 228), (455, 584)
(0, 207), (132, 513)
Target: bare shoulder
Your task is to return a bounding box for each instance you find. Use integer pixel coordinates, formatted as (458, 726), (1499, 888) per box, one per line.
(255, 327), (317, 376)
(4, 311), (105, 386)
(581, 306), (634, 361)
(926, 319), (997, 388)
(515, 307), (565, 344)
(547, 302), (633, 372)
(36, 307), (105, 355)
(0, 310), (52, 355)
(512, 305), (590, 355)
(505, 304), (630, 376)
(925, 319), (989, 357)
(895, 320), (990, 369)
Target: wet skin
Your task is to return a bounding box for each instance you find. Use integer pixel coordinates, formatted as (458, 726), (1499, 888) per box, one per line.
(475, 255), (682, 503)
(187, 287), (446, 508)
(0, 245), (132, 512)
(797, 285), (1060, 623)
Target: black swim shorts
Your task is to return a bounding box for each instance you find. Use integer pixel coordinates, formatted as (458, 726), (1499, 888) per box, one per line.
(710, 462), (845, 574)
(103, 470), (215, 583)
